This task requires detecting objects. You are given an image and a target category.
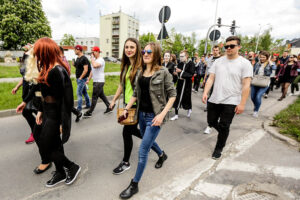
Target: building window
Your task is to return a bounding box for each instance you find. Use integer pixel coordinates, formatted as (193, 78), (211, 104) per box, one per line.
(106, 39), (109, 44)
(106, 52), (109, 56)
(91, 41), (93, 45)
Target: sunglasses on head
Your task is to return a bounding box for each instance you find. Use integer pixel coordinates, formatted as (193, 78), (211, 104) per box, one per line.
(224, 44), (238, 49)
(142, 49), (152, 55)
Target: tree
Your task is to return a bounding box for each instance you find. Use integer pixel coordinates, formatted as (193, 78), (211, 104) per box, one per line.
(0, 0), (51, 49)
(139, 33), (156, 48)
(60, 34), (75, 46)
(259, 30), (272, 52)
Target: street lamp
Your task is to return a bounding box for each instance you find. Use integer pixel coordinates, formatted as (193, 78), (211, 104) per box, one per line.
(255, 23), (271, 54)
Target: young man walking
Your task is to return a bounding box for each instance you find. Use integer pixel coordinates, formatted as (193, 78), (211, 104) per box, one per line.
(74, 45), (91, 112)
(202, 36), (253, 159)
(84, 46), (112, 117)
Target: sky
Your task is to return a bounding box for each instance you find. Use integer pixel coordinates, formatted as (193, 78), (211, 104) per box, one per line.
(42, 0), (300, 42)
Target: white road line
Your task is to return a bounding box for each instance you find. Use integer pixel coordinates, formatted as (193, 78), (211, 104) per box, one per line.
(217, 160), (300, 180)
(191, 181), (233, 200)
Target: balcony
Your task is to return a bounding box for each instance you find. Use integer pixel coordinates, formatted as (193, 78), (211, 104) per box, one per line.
(112, 48), (119, 52)
(112, 34), (119, 38)
(112, 41), (119, 45)
(112, 20), (119, 25)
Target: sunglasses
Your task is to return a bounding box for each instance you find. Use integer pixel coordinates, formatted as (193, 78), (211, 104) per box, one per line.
(142, 50), (152, 55)
(224, 44), (238, 49)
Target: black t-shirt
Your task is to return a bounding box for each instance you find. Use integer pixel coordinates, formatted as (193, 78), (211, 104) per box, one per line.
(139, 76), (154, 113)
(74, 56), (91, 79)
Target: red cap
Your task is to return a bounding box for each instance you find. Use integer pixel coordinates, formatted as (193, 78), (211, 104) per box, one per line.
(75, 45), (83, 51)
(92, 46), (101, 52)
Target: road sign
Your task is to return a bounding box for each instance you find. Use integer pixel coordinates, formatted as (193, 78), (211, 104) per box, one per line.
(159, 6), (171, 23)
(209, 30), (221, 41)
(158, 24), (169, 40)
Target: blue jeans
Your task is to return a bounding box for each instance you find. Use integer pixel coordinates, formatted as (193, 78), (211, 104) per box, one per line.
(133, 112), (163, 183)
(251, 85), (269, 112)
(77, 78), (90, 111)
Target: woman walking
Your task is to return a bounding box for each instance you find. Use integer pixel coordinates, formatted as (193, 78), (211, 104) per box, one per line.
(119, 42), (176, 199)
(277, 54), (300, 101)
(109, 38), (166, 175)
(33, 37), (81, 187)
(251, 51), (275, 117)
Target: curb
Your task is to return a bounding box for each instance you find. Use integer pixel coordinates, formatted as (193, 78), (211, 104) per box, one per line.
(0, 95), (115, 118)
(263, 119), (299, 149)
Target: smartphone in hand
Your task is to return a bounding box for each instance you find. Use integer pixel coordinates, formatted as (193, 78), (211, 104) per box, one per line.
(118, 113), (128, 123)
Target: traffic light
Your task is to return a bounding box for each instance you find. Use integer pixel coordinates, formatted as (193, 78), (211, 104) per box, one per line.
(217, 17), (221, 28)
(230, 20), (236, 35)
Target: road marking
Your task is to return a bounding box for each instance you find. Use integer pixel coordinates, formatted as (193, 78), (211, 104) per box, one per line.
(190, 181), (233, 200)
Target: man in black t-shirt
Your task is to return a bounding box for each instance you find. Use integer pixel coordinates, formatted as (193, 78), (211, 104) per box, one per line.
(74, 45), (91, 111)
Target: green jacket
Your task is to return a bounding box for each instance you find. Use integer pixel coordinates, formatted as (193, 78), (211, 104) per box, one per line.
(133, 67), (177, 123)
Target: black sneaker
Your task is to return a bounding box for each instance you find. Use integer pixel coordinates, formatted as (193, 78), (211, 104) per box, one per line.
(46, 171), (66, 187)
(113, 161), (130, 175)
(104, 107), (113, 114)
(75, 112), (82, 122)
(83, 106), (91, 110)
(155, 151), (168, 169)
(212, 150), (222, 160)
(83, 111), (92, 118)
(65, 163), (81, 185)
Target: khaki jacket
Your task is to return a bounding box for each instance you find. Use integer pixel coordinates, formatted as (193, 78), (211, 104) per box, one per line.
(133, 67), (176, 123)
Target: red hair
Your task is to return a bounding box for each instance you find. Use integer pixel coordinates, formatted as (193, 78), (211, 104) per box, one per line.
(34, 37), (70, 85)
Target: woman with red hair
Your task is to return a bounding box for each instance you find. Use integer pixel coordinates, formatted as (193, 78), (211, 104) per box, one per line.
(34, 37), (81, 187)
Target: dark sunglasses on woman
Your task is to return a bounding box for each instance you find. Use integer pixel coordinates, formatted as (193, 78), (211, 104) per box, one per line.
(142, 50), (153, 55)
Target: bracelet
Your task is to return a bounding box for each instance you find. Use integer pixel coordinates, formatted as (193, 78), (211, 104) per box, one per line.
(124, 108), (128, 111)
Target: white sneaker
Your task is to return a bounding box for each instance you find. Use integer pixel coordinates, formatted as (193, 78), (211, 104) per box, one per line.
(288, 93), (294, 96)
(187, 109), (192, 118)
(204, 126), (212, 134)
(170, 115), (178, 121)
(295, 91), (300, 95)
(192, 88), (195, 92)
(253, 111), (258, 118)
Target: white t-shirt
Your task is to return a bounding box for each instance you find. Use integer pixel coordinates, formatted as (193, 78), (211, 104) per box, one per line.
(92, 57), (105, 82)
(208, 56), (253, 105)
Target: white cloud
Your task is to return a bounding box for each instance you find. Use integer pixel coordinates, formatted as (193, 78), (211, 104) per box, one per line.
(42, 0), (300, 42)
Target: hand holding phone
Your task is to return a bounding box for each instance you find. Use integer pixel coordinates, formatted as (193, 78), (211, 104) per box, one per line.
(118, 113), (128, 123)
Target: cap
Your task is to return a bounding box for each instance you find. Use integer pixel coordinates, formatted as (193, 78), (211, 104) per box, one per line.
(92, 46), (101, 52)
(75, 45), (83, 51)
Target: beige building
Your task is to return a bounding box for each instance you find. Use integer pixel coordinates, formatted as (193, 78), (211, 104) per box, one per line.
(100, 11), (139, 58)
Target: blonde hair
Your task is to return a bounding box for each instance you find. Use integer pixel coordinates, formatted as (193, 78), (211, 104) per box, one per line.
(24, 47), (39, 84)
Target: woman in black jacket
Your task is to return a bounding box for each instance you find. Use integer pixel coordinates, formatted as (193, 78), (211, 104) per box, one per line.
(162, 51), (176, 83)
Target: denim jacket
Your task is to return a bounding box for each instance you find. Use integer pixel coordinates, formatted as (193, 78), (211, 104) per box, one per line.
(253, 62), (275, 77)
(133, 67), (176, 123)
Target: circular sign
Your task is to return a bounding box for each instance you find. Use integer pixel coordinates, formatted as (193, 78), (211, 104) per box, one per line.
(209, 30), (221, 41)
(159, 6), (171, 23)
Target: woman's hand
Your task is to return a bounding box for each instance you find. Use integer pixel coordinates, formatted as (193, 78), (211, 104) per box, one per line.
(11, 87), (18, 94)
(16, 102), (26, 113)
(123, 109), (128, 118)
(36, 111), (43, 125)
(109, 100), (116, 110)
(152, 113), (164, 126)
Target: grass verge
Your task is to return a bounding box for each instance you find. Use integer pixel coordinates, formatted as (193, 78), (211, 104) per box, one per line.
(0, 76), (119, 111)
(273, 97), (300, 142)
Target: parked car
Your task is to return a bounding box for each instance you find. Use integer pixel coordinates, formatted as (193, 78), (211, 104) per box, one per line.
(103, 57), (118, 63)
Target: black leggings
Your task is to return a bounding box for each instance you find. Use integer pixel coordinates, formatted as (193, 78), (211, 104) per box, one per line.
(38, 103), (73, 173)
(89, 82), (110, 113)
(22, 108), (37, 133)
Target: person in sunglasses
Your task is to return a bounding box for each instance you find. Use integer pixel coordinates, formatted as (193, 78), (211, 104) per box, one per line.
(202, 36), (253, 160)
(119, 42), (176, 199)
(170, 50), (195, 120)
(109, 38), (164, 175)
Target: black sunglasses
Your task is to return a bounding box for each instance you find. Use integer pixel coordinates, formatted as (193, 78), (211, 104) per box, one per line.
(224, 44), (238, 49)
(142, 49), (153, 55)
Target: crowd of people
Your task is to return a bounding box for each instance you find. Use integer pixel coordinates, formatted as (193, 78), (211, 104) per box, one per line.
(10, 35), (300, 199)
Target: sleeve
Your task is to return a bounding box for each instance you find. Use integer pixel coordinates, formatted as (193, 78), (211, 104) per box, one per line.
(49, 67), (64, 100)
(23, 84), (38, 103)
(132, 71), (140, 98)
(164, 70), (177, 98)
(242, 60), (254, 78)
(82, 57), (90, 66)
(208, 61), (216, 74)
(99, 58), (105, 67)
(180, 62), (195, 79)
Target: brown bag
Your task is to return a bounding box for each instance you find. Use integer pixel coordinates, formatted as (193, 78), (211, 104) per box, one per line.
(117, 98), (137, 125)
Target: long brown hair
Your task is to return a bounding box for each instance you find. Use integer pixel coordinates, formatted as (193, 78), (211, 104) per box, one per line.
(120, 38), (142, 86)
(142, 42), (162, 73)
(34, 37), (69, 86)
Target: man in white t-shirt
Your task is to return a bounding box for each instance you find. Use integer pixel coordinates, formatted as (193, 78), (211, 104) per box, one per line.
(202, 36), (253, 160)
(83, 46), (111, 117)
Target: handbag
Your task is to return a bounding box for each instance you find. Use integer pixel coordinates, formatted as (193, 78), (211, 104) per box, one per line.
(116, 95), (137, 126)
(251, 64), (270, 87)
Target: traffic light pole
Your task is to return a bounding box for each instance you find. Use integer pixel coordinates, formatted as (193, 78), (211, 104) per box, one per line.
(204, 24), (240, 54)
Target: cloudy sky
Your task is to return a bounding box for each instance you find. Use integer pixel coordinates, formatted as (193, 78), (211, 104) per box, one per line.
(42, 0), (300, 42)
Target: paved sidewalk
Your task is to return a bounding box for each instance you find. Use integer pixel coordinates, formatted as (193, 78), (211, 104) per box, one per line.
(0, 72), (120, 83)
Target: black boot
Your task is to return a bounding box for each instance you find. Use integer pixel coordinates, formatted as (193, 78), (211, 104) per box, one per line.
(119, 179), (138, 199)
(155, 151), (168, 169)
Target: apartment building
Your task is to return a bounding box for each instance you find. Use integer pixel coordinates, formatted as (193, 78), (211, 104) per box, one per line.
(100, 11), (139, 58)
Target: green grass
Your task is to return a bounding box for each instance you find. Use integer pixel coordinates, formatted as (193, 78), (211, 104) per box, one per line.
(0, 62), (120, 79)
(0, 76), (120, 111)
(273, 97), (300, 142)
(0, 65), (22, 78)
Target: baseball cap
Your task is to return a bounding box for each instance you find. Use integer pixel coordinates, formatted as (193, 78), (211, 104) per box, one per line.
(75, 45), (83, 51)
(92, 46), (101, 52)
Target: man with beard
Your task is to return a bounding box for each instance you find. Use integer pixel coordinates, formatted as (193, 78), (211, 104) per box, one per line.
(170, 50), (195, 120)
